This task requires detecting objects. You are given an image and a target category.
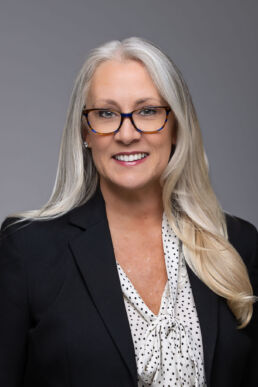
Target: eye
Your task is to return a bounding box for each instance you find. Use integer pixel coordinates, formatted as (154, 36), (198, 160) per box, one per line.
(97, 110), (118, 119)
(138, 107), (158, 116)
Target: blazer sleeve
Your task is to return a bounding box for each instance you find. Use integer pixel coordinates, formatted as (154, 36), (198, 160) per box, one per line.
(243, 222), (258, 387)
(227, 214), (258, 387)
(0, 218), (31, 387)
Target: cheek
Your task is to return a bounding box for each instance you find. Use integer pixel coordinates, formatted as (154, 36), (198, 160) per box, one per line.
(91, 146), (103, 166)
(159, 132), (173, 155)
(155, 135), (174, 167)
(89, 139), (109, 171)
(90, 149), (106, 178)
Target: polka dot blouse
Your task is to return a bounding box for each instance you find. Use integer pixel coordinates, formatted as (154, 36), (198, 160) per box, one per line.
(116, 213), (207, 387)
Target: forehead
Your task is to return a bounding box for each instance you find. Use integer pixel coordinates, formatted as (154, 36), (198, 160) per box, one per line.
(86, 59), (163, 104)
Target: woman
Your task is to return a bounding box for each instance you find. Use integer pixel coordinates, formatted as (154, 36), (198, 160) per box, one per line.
(0, 37), (257, 387)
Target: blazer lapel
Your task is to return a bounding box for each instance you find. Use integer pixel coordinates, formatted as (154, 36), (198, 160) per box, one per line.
(68, 188), (138, 386)
(187, 264), (218, 387)
(67, 186), (219, 386)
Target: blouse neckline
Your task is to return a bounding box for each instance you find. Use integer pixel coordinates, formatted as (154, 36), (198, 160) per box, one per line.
(116, 261), (169, 319)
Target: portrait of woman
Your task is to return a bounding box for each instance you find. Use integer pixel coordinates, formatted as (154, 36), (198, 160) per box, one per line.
(0, 37), (257, 387)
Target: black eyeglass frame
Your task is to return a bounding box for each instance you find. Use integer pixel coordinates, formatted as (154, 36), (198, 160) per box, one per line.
(81, 105), (172, 135)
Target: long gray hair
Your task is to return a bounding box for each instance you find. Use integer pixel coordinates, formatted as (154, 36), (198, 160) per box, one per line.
(6, 37), (256, 328)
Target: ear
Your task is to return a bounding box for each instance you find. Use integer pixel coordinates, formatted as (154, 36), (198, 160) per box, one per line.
(81, 117), (92, 148)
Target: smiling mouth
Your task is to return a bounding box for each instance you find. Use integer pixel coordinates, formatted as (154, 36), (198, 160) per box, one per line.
(113, 153), (149, 162)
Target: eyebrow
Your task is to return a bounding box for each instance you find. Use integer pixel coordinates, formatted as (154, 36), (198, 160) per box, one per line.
(91, 98), (163, 108)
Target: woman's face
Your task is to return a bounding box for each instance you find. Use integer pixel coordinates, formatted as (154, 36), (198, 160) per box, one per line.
(84, 59), (177, 194)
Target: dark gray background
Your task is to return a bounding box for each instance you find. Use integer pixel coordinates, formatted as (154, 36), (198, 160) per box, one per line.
(0, 0), (257, 227)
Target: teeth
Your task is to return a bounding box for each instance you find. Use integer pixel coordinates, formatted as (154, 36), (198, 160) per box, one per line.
(114, 153), (148, 162)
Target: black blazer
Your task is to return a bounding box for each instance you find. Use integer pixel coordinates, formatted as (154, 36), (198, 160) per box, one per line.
(0, 188), (257, 387)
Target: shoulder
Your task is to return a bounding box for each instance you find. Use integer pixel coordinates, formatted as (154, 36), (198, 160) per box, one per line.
(225, 212), (258, 295)
(0, 190), (103, 263)
(225, 212), (257, 239)
(0, 211), (78, 266)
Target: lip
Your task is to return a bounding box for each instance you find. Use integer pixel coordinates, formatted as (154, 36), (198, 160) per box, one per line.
(112, 152), (149, 167)
(113, 157), (148, 167)
(112, 151), (149, 157)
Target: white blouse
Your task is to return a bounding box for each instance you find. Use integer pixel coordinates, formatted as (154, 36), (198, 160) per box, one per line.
(116, 213), (207, 387)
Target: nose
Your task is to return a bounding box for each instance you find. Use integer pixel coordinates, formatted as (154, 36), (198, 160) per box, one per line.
(114, 116), (141, 144)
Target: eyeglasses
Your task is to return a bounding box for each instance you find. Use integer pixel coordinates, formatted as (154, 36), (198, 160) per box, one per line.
(81, 105), (171, 135)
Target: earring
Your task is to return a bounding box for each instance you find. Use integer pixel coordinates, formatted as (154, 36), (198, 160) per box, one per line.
(83, 141), (89, 148)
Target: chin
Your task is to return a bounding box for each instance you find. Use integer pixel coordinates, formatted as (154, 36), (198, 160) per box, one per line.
(110, 177), (160, 193)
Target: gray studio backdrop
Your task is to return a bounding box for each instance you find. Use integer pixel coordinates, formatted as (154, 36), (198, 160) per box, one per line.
(0, 0), (257, 227)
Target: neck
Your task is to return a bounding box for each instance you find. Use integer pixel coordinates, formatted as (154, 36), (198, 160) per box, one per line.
(99, 179), (164, 227)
